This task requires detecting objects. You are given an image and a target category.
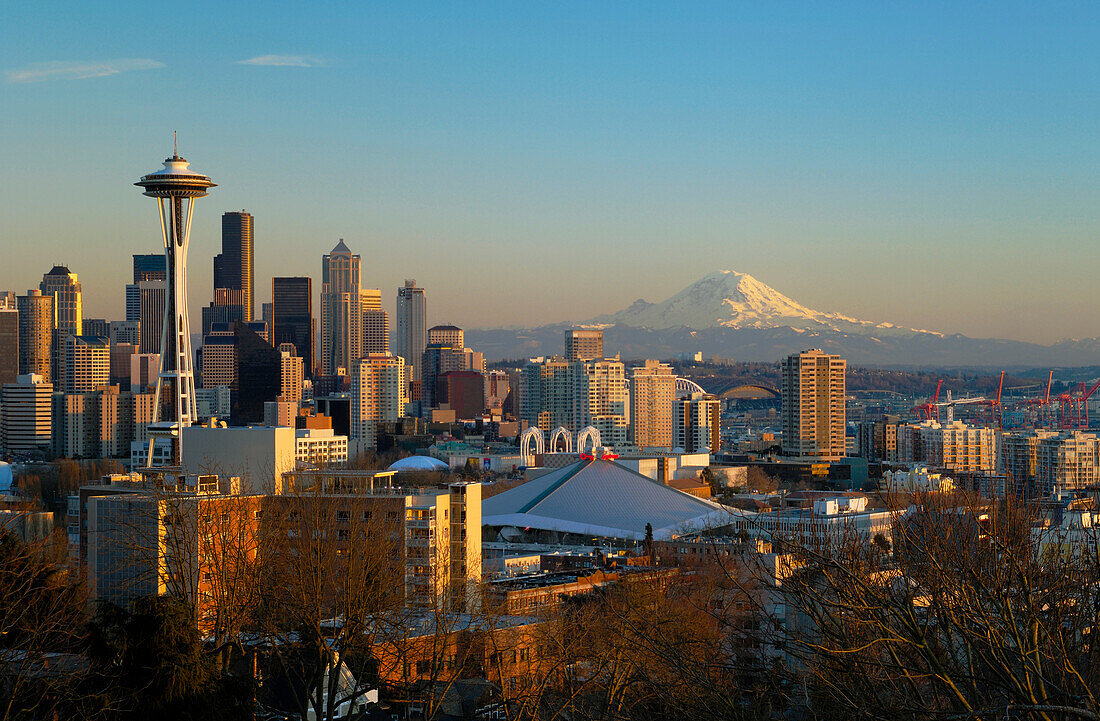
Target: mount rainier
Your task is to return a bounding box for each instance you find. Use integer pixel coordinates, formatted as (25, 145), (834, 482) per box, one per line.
(466, 271), (1100, 367)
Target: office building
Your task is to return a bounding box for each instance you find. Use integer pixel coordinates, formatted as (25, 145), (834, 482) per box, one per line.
(630, 360), (676, 449)
(780, 349), (846, 461)
(0, 301), (17, 386)
(351, 353), (408, 452)
(130, 353), (161, 393)
(436, 371), (485, 420)
(199, 325), (237, 389)
(1, 374), (53, 453)
(213, 211), (254, 320)
(17, 290), (52, 382)
(263, 400), (297, 428)
(64, 335), (110, 394)
(565, 328), (604, 362)
(428, 324), (463, 348)
(110, 343), (139, 389)
(320, 240), (362, 376)
(271, 277), (313, 376)
(396, 280), (426, 381)
(138, 280), (166, 356)
(362, 308), (389, 355)
(83, 318), (109, 338)
(40, 265), (83, 385)
(201, 287), (246, 337)
(233, 323), (281, 426)
(420, 343), (466, 417)
(195, 386), (231, 422)
(675, 393), (721, 454)
(128, 253), (166, 320)
(108, 320), (141, 347)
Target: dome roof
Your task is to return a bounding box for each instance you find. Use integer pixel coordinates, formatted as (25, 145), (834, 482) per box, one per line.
(387, 456), (448, 472)
(0, 462), (12, 494)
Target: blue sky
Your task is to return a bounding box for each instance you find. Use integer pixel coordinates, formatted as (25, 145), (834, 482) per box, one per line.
(2, 2), (1098, 342)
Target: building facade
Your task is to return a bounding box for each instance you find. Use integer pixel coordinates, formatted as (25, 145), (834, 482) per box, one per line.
(17, 290), (52, 382)
(631, 360), (675, 449)
(214, 211), (254, 321)
(565, 328), (604, 362)
(351, 354), (408, 453)
(780, 349), (846, 460)
(271, 276), (314, 376)
(320, 240), (362, 376)
(396, 280), (426, 382)
(1, 374), (53, 453)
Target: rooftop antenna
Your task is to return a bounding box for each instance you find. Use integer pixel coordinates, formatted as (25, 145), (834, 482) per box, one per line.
(173, 130), (178, 157)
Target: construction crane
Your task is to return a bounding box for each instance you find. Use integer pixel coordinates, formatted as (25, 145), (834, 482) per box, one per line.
(934, 390), (988, 424)
(1063, 378), (1100, 430)
(978, 370), (1005, 428)
(1023, 370), (1056, 428)
(912, 379), (944, 422)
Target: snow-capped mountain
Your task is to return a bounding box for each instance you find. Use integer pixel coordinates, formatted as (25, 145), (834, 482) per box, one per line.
(465, 270), (1100, 366)
(590, 270), (941, 337)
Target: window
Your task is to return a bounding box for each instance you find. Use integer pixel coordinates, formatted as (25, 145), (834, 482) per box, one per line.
(337, 510), (350, 521)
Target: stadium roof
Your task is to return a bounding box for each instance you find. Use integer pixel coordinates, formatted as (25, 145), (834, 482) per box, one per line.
(483, 459), (746, 540)
(388, 455), (448, 472)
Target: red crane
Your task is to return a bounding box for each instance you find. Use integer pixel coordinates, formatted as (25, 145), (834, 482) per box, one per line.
(1024, 370), (1056, 428)
(1065, 379), (1100, 430)
(979, 371), (1005, 428)
(912, 379), (944, 422)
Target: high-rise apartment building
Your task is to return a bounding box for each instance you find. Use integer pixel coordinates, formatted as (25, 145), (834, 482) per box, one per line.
(0, 300), (18, 387)
(214, 211), (254, 320)
(565, 328), (604, 362)
(520, 357), (629, 447)
(428, 324), (464, 348)
(279, 345), (304, 404)
(1002, 430), (1098, 496)
(780, 349), (846, 460)
(631, 360), (675, 449)
(675, 393), (721, 454)
(64, 335), (110, 394)
(897, 420), (998, 474)
(17, 290), (52, 382)
(52, 386), (156, 459)
(0, 374), (53, 453)
(138, 280), (166, 355)
(41, 265), (83, 386)
(320, 240), (362, 376)
(396, 280), (426, 382)
(351, 353), (408, 452)
(271, 277), (314, 377)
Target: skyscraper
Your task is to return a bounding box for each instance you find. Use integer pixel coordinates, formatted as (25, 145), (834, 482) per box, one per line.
(428, 324), (463, 348)
(138, 280), (166, 355)
(16, 290), (52, 382)
(0, 374), (53, 453)
(214, 211), (254, 321)
(271, 277), (313, 377)
(781, 349), (846, 460)
(135, 143), (216, 445)
(421, 343), (466, 418)
(40, 265), (82, 386)
(565, 328), (604, 362)
(0, 298), (17, 387)
(133, 254), (166, 283)
(631, 360), (675, 449)
(320, 240), (362, 376)
(362, 309), (389, 355)
(396, 280), (426, 382)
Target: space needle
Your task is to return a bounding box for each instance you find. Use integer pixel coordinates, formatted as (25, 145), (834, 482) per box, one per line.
(135, 136), (216, 465)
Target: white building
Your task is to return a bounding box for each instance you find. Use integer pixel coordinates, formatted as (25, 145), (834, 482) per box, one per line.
(1, 374), (53, 453)
(181, 425), (297, 495)
(898, 421), (998, 473)
(295, 428), (348, 467)
(882, 467), (955, 493)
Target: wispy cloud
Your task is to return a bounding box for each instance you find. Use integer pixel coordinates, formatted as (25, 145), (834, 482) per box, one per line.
(6, 58), (164, 83)
(237, 54), (326, 68)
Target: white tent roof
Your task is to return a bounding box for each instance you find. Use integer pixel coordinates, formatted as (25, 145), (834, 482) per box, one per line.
(483, 459), (748, 539)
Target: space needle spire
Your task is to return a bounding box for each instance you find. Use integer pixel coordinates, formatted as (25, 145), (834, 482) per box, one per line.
(135, 139), (216, 464)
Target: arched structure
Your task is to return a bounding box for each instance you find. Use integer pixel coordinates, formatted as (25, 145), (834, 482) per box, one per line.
(520, 426), (545, 465)
(717, 384), (780, 401)
(675, 377), (707, 399)
(549, 426), (573, 453)
(576, 426), (601, 453)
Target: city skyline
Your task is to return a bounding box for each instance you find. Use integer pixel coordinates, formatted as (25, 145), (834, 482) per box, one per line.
(3, 3), (1099, 344)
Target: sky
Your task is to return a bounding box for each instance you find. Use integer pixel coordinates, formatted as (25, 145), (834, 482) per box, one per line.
(1, 2), (1098, 344)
